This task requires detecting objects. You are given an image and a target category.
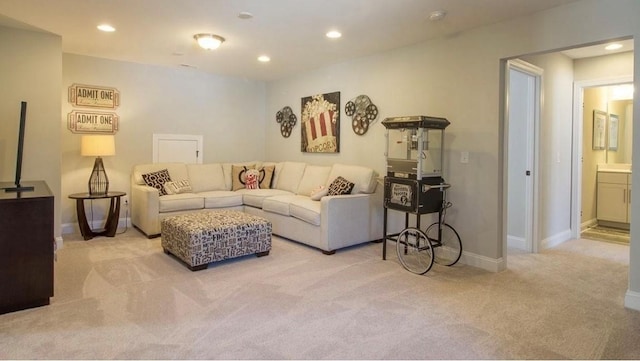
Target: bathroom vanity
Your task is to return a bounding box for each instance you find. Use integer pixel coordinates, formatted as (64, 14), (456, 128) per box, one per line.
(597, 164), (631, 227)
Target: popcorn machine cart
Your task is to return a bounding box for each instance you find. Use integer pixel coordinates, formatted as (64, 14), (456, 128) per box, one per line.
(381, 116), (462, 274)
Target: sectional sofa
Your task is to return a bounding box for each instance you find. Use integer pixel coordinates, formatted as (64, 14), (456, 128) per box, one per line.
(130, 161), (384, 254)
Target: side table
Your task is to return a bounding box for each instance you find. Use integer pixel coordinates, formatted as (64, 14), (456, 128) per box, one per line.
(68, 191), (126, 240)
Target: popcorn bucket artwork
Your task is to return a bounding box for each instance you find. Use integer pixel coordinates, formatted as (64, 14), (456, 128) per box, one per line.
(301, 92), (340, 153)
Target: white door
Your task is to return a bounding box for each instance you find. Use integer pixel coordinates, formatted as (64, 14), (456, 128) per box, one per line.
(506, 59), (542, 253)
(152, 134), (203, 164)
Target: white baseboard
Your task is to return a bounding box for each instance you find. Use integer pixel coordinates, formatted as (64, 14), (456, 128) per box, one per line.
(507, 235), (526, 250)
(61, 217), (130, 235)
(541, 228), (572, 250)
(55, 236), (64, 250)
(461, 251), (505, 272)
(624, 290), (640, 311)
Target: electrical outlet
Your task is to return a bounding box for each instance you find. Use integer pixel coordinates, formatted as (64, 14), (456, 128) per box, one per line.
(460, 151), (469, 164)
(122, 196), (129, 206)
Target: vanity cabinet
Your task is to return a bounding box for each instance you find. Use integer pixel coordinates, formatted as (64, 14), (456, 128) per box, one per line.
(597, 172), (631, 224)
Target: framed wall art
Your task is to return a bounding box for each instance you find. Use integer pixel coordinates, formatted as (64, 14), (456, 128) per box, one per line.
(592, 109), (606, 150)
(301, 92), (340, 153)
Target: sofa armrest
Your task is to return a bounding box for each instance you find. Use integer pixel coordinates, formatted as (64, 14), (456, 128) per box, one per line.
(321, 194), (372, 250)
(131, 183), (161, 237)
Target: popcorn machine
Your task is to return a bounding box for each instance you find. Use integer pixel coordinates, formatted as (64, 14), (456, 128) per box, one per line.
(381, 115), (459, 271)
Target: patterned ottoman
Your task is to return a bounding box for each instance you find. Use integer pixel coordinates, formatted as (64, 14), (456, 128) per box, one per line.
(161, 210), (271, 271)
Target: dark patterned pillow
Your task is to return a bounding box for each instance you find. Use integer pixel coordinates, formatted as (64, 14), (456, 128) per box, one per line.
(142, 169), (172, 196)
(327, 176), (355, 196)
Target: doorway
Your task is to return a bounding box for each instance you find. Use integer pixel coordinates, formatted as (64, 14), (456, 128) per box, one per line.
(572, 79), (633, 245)
(505, 59), (542, 253)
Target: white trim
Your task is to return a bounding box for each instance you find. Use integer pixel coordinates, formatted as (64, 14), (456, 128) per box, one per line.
(461, 251), (505, 272)
(540, 228), (572, 250)
(507, 235), (527, 250)
(624, 290), (640, 311)
(581, 218), (598, 232)
(55, 236), (63, 250)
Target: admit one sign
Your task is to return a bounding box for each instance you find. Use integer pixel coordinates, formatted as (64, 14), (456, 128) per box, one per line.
(67, 110), (119, 134)
(68, 84), (120, 109)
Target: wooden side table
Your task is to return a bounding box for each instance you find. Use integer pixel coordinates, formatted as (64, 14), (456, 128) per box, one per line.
(68, 191), (126, 240)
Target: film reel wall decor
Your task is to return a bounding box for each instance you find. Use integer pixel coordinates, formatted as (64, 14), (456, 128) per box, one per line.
(345, 95), (378, 135)
(276, 106), (297, 138)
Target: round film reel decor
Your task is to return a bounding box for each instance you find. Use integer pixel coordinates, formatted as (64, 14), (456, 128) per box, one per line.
(345, 95), (379, 135)
(276, 106), (297, 138)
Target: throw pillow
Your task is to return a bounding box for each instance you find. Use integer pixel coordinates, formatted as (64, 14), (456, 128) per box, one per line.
(245, 169), (261, 189)
(142, 169), (172, 196)
(327, 176), (355, 196)
(232, 165), (254, 191)
(163, 179), (192, 195)
(258, 165), (275, 189)
(310, 185), (328, 201)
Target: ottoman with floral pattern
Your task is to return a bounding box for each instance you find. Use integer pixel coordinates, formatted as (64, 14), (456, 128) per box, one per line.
(161, 210), (271, 271)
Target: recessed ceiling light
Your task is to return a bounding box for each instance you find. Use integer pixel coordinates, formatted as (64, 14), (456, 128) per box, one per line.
(258, 55), (271, 63)
(238, 11), (253, 19)
(605, 43), (623, 51)
(326, 30), (342, 39)
(429, 10), (447, 21)
(97, 24), (115, 32)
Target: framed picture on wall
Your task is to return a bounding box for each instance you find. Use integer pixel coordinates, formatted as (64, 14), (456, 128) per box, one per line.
(608, 114), (619, 151)
(301, 92), (340, 153)
(592, 110), (606, 150)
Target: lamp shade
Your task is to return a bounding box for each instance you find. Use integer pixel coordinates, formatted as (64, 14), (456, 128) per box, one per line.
(81, 135), (115, 157)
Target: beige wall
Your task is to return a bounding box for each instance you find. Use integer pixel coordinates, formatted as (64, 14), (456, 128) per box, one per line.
(61, 54), (267, 231)
(0, 26), (62, 238)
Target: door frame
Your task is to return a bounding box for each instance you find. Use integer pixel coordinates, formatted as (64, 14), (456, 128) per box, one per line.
(504, 59), (543, 254)
(570, 75), (633, 238)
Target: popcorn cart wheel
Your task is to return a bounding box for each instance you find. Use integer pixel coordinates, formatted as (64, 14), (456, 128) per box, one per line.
(395, 185), (462, 275)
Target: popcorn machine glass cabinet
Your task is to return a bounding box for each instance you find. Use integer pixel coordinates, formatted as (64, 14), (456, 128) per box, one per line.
(386, 127), (444, 179)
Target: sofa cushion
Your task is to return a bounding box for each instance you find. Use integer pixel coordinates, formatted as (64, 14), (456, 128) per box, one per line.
(163, 179), (192, 195)
(262, 194), (300, 216)
(236, 188), (294, 208)
(142, 169), (172, 196)
(289, 197), (322, 226)
(326, 163), (377, 194)
(327, 176), (355, 196)
(187, 163), (226, 192)
(159, 193), (204, 213)
(133, 163), (188, 186)
(275, 161), (307, 193)
(200, 191), (244, 208)
(231, 164), (253, 191)
(296, 165), (331, 196)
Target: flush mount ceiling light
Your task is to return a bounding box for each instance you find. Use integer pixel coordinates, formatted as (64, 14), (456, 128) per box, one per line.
(257, 55), (271, 63)
(429, 10), (447, 21)
(97, 24), (116, 32)
(326, 30), (342, 39)
(194, 33), (225, 50)
(605, 43), (623, 51)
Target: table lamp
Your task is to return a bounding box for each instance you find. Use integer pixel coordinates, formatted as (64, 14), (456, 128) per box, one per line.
(81, 135), (115, 195)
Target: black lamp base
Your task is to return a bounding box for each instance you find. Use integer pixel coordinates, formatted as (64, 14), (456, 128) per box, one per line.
(88, 157), (109, 195)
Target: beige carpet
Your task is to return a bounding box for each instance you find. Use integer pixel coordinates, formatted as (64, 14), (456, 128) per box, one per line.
(1, 229), (639, 359)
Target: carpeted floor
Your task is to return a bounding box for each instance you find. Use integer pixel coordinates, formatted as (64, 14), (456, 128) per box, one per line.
(0, 229), (639, 359)
(581, 225), (630, 245)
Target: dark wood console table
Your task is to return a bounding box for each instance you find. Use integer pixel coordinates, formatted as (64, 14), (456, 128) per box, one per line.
(0, 181), (54, 314)
(68, 191), (125, 240)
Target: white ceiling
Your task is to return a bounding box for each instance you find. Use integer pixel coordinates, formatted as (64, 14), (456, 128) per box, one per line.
(0, 0), (623, 81)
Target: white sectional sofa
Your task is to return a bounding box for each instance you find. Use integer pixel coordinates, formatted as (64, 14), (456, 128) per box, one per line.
(130, 161), (383, 254)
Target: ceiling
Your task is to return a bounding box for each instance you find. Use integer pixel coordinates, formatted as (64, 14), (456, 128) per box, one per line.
(0, 0), (627, 81)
